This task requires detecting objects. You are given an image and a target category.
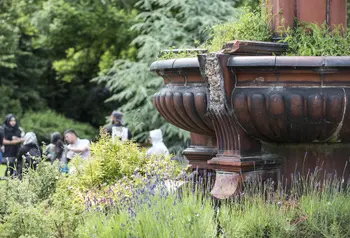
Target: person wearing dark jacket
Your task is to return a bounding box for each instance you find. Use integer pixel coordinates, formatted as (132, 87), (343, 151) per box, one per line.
(3, 114), (24, 176)
(0, 126), (4, 164)
(105, 111), (132, 141)
(17, 132), (42, 179)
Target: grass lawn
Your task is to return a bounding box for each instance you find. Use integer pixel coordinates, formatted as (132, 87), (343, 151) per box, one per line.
(0, 164), (5, 176)
(0, 164), (6, 186)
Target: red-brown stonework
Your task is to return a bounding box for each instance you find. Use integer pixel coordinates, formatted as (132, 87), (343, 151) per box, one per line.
(150, 1), (349, 198)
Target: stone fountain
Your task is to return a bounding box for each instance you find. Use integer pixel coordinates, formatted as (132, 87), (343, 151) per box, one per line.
(150, 0), (350, 198)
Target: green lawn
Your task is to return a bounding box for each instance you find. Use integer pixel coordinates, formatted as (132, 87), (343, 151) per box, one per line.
(0, 165), (6, 185)
(0, 164), (5, 176)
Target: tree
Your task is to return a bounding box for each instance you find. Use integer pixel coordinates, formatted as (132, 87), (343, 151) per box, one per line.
(95, 0), (240, 152)
(30, 0), (138, 126)
(0, 0), (48, 119)
(0, 0), (138, 134)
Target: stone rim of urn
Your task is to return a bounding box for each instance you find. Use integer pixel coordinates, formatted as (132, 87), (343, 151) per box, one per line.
(151, 55), (350, 158)
(150, 0), (349, 199)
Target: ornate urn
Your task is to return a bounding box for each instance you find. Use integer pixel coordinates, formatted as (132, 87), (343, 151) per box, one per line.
(150, 0), (350, 198)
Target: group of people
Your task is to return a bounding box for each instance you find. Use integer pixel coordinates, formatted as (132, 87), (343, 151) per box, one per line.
(0, 110), (169, 178)
(107, 111), (169, 157)
(0, 114), (91, 178)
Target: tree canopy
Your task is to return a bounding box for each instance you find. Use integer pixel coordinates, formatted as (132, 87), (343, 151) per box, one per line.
(0, 0), (137, 138)
(3, 0), (348, 149)
(1, 0), (255, 148)
(94, 0), (244, 151)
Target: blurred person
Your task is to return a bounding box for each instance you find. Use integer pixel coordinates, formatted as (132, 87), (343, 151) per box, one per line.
(17, 132), (42, 179)
(45, 132), (66, 163)
(0, 126), (4, 164)
(3, 114), (24, 176)
(45, 132), (68, 173)
(106, 111), (132, 141)
(64, 129), (90, 161)
(146, 129), (169, 157)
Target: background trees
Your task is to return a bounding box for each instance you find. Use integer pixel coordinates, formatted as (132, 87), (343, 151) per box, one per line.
(0, 0), (137, 141)
(0, 0), (255, 147)
(2, 0), (349, 149)
(94, 0), (244, 151)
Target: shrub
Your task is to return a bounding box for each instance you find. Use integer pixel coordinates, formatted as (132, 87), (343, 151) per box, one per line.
(0, 135), (185, 237)
(0, 202), (52, 238)
(281, 22), (350, 56)
(219, 173), (350, 238)
(158, 48), (207, 60)
(66, 133), (181, 188)
(219, 193), (298, 237)
(160, 7), (350, 58)
(296, 192), (350, 237)
(1, 141), (350, 238)
(21, 109), (98, 144)
(0, 161), (67, 238)
(59, 133), (184, 210)
(0, 185), (82, 238)
(207, 7), (272, 52)
(0, 160), (61, 209)
(75, 186), (217, 238)
(159, 7), (273, 58)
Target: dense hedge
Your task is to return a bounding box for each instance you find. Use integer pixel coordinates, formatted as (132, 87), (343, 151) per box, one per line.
(20, 110), (98, 143)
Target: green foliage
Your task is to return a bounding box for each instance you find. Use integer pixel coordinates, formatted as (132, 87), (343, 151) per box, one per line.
(158, 49), (207, 60)
(34, 0), (137, 82)
(75, 173), (350, 238)
(30, 0), (139, 127)
(234, 0), (260, 9)
(0, 202), (53, 238)
(0, 159), (84, 238)
(160, 6), (350, 58)
(207, 7), (273, 52)
(0, 161), (61, 208)
(0, 86), (23, 120)
(48, 184), (83, 238)
(0, 0), (138, 131)
(0, 161), (65, 238)
(0, 0), (261, 146)
(95, 0), (238, 151)
(60, 133), (182, 204)
(218, 171), (350, 238)
(0, 16), (18, 69)
(21, 110), (97, 143)
(0, 0), (49, 118)
(0, 137), (349, 237)
(297, 193), (350, 237)
(220, 200), (298, 237)
(76, 188), (217, 238)
(282, 22), (350, 56)
(72, 134), (149, 188)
